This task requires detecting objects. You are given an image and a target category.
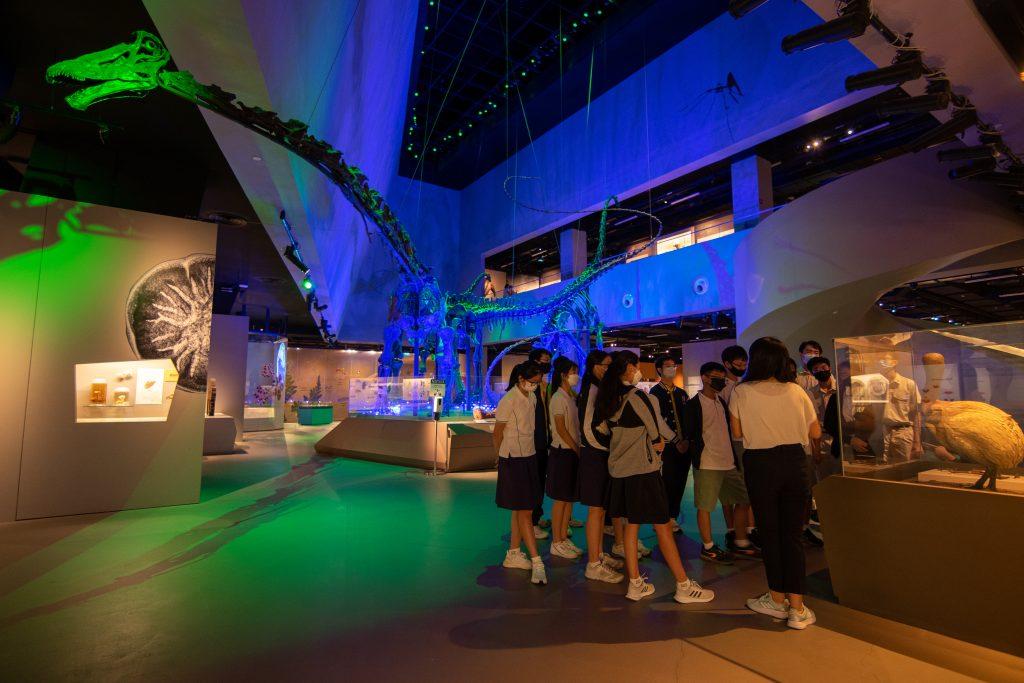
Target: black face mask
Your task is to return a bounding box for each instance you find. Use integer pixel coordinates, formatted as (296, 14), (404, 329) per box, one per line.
(813, 370), (831, 382)
(539, 362), (552, 374)
(709, 377), (727, 392)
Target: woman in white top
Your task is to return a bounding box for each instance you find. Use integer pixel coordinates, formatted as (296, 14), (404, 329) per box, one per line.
(729, 337), (821, 630)
(493, 360), (547, 585)
(546, 357), (582, 560)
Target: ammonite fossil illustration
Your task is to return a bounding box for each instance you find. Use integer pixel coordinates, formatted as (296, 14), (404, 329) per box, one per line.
(126, 253), (215, 392)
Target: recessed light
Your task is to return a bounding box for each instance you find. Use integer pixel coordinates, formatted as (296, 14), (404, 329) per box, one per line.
(252, 155), (263, 162)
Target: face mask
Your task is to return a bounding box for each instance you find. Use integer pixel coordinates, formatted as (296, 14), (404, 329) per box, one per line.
(622, 368), (641, 386)
(802, 353), (818, 366)
(709, 377), (727, 392)
(662, 366), (677, 379)
(567, 373), (580, 388)
(727, 362), (745, 376)
(522, 381), (538, 393)
(813, 370), (831, 382)
(879, 359), (897, 370)
(539, 362), (552, 374)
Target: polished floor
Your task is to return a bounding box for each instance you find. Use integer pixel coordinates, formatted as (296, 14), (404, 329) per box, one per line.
(1, 425), (1021, 681)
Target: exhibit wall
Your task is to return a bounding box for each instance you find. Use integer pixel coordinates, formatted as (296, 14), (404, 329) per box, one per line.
(2, 192), (216, 521)
(208, 314), (250, 437)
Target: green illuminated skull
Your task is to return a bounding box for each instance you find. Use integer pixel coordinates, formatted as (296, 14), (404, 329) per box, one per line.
(45, 31), (170, 110)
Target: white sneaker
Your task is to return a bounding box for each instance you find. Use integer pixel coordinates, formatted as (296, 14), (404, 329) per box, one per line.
(550, 540), (581, 559)
(569, 518), (584, 528)
(531, 560), (547, 585)
(502, 548), (532, 570)
(600, 553), (624, 570)
(669, 519), (682, 533)
(603, 525), (615, 537)
(626, 575), (655, 601)
(674, 579), (714, 604)
(611, 543), (642, 560)
(637, 539), (652, 557)
(565, 539), (584, 555)
(533, 525), (549, 540)
(787, 605), (816, 630)
(585, 561), (624, 583)
(746, 592), (789, 618)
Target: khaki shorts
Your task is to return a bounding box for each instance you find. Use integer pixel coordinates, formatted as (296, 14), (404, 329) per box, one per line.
(694, 468), (749, 512)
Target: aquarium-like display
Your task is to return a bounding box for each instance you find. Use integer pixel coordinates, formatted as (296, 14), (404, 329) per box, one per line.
(834, 322), (1024, 495)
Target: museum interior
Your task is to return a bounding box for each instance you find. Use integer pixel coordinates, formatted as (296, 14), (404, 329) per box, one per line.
(1, 0), (1024, 679)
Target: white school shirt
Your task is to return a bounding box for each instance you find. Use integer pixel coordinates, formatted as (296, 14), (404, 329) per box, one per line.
(549, 387), (580, 449)
(698, 393), (734, 470)
(729, 380), (818, 450)
(494, 387), (537, 458)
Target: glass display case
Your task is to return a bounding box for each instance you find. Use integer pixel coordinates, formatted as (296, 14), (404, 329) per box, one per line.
(834, 322), (1024, 495)
(74, 359), (178, 423)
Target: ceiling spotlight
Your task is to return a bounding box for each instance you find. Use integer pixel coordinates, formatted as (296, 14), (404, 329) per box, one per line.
(876, 81), (951, 116)
(845, 52), (925, 92)
(283, 244), (310, 273)
(936, 146), (997, 163)
(811, 139), (822, 148)
(846, 128), (854, 135)
(905, 108), (978, 151)
(781, 0), (871, 54)
(948, 157), (998, 180)
(727, 0), (771, 18)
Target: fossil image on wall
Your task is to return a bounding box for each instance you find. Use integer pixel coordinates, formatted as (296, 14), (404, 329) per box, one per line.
(126, 253), (215, 392)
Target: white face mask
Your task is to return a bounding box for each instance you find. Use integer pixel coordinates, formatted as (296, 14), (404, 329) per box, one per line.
(522, 381), (538, 393)
(879, 359), (897, 370)
(662, 366), (677, 379)
(802, 353), (817, 366)
(567, 373), (580, 388)
(622, 368), (642, 386)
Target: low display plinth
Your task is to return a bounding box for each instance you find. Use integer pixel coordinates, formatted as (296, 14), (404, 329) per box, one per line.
(315, 413), (496, 472)
(815, 475), (1024, 657)
(203, 413), (237, 455)
(297, 404), (334, 425)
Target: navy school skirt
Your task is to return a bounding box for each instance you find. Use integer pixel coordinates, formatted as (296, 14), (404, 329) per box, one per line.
(496, 454), (542, 510)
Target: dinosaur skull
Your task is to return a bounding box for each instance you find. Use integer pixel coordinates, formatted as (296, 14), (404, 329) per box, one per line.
(46, 31), (170, 110)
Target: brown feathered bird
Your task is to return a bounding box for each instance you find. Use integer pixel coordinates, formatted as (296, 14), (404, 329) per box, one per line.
(925, 400), (1024, 490)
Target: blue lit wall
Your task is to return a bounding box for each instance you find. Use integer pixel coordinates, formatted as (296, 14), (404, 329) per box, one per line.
(456, 4), (878, 291)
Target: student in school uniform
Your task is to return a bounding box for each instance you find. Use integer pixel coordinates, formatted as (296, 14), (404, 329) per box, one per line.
(494, 360), (548, 585)
(577, 350), (626, 583)
(648, 356), (690, 533)
(730, 337), (821, 630)
(546, 356), (584, 559)
(528, 347), (553, 538)
(595, 350), (714, 604)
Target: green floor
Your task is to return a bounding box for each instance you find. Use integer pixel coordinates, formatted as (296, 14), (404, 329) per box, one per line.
(0, 425), (1013, 681)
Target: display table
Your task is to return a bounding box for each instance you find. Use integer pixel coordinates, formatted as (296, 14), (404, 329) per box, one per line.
(315, 414), (496, 472)
(203, 413), (238, 455)
(297, 404), (333, 425)
(815, 475), (1024, 657)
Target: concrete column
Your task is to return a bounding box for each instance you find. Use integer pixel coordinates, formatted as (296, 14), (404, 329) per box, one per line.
(731, 155), (773, 231)
(559, 227), (588, 280)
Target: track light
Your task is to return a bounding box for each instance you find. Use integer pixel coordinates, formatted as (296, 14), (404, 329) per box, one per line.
(728, 0), (770, 18)
(937, 146), (997, 163)
(283, 244), (310, 274)
(781, 1), (871, 54)
(876, 79), (951, 116)
(845, 52), (924, 92)
(905, 108), (978, 152)
(948, 157), (997, 180)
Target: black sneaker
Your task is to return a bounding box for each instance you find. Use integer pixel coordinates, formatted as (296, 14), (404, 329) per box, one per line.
(727, 536), (762, 558)
(700, 544), (734, 565)
(748, 528), (762, 548)
(802, 527), (824, 547)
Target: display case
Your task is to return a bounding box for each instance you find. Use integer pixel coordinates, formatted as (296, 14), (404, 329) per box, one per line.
(834, 322), (1024, 495)
(74, 359), (178, 423)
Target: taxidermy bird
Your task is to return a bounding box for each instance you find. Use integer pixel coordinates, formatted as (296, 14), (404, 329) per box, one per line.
(925, 401), (1024, 490)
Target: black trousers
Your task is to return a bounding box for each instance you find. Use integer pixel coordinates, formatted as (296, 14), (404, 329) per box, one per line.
(742, 444), (810, 595)
(661, 442), (691, 520)
(533, 446), (549, 525)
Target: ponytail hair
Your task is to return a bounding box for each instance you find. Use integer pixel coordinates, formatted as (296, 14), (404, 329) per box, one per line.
(506, 360), (543, 392)
(594, 350), (639, 423)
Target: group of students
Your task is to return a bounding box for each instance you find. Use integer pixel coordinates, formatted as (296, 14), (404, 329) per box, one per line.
(492, 336), (826, 630)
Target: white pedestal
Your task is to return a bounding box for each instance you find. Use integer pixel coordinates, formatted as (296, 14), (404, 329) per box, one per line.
(203, 413), (238, 455)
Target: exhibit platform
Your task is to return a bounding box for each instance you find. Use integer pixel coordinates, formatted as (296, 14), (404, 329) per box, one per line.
(315, 413), (496, 472)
